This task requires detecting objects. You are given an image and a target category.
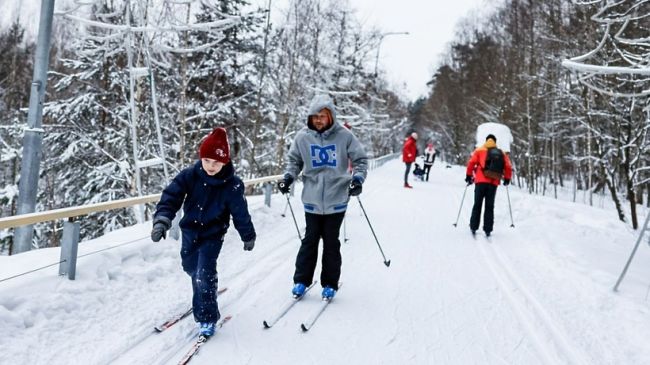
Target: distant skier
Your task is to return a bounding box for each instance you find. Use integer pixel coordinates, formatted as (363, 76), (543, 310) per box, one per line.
(422, 142), (436, 181)
(277, 94), (368, 300)
(402, 132), (418, 188)
(150, 127), (256, 337)
(465, 134), (512, 237)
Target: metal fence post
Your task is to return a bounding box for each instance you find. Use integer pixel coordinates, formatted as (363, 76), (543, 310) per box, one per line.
(264, 183), (273, 207)
(59, 220), (80, 280)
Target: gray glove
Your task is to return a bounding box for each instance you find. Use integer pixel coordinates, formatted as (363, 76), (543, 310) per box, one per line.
(243, 238), (255, 251)
(151, 222), (168, 242)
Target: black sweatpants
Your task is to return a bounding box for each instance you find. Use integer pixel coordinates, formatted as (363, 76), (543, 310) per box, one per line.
(423, 164), (432, 181)
(469, 183), (498, 234)
(294, 212), (345, 290)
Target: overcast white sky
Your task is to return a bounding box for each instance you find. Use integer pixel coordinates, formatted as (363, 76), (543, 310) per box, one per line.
(338, 0), (490, 100)
(4, 0), (492, 101)
(261, 0), (492, 100)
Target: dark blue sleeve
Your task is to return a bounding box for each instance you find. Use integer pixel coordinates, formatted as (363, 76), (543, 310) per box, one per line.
(154, 169), (189, 222)
(227, 178), (256, 242)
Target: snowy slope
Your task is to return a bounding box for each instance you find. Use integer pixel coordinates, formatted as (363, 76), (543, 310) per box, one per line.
(1, 160), (650, 365)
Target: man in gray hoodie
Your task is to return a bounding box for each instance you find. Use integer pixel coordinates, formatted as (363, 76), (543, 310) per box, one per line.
(278, 94), (368, 299)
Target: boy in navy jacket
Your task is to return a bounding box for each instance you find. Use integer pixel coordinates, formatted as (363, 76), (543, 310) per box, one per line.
(151, 127), (256, 337)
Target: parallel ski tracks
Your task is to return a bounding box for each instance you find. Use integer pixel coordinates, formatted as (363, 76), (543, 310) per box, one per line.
(106, 231), (302, 365)
(476, 240), (589, 365)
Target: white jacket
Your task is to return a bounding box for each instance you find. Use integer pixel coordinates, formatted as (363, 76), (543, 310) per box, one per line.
(423, 146), (436, 165)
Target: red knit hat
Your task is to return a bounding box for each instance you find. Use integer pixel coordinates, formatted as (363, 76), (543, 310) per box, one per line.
(199, 127), (230, 163)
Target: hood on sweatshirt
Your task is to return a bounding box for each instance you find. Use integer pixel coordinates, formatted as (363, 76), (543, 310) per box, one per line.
(306, 94), (337, 132)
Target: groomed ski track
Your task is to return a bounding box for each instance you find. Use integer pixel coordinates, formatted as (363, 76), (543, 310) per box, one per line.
(3, 159), (650, 364)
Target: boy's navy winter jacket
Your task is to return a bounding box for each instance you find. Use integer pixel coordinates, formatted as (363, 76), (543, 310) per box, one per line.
(153, 161), (256, 242)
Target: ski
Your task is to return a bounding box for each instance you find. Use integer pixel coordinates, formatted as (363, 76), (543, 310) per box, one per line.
(177, 315), (232, 365)
(263, 281), (318, 329)
(300, 283), (342, 332)
(155, 287), (228, 333)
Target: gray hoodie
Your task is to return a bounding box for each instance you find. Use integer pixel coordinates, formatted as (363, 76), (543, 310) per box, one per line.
(284, 95), (368, 215)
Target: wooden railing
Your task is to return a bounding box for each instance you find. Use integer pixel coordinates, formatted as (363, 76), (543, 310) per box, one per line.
(0, 175), (283, 230)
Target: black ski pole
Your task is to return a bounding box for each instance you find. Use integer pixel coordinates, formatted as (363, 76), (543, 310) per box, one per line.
(281, 199), (289, 217)
(453, 183), (470, 227)
(284, 194), (302, 241)
(356, 196), (390, 267)
(505, 185), (515, 228)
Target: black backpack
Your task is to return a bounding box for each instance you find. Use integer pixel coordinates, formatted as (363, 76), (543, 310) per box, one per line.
(483, 147), (505, 180)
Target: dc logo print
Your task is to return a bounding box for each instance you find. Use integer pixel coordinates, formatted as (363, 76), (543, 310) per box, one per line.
(310, 144), (337, 168)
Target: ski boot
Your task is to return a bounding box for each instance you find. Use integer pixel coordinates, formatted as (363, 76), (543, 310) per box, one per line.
(199, 322), (216, 337)
(292, 283), (307, 298)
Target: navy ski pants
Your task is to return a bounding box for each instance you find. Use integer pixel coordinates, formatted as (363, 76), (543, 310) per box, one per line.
(294, 212), (345, 290)
(180, 233), (223, 323)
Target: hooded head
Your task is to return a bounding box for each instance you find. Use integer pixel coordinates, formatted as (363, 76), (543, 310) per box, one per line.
(307, 94), (337, 132)
(484, 134), (497, 149)
(199, 127), (230, 164)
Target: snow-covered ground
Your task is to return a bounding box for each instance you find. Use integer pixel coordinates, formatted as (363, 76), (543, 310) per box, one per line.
(1, 159), (650, 365)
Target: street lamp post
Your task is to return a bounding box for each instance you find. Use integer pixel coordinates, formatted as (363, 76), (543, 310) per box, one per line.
(374, 31), (409, 77)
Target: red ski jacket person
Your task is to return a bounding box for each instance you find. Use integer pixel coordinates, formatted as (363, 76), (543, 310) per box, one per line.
(466, 138), (512, 186)
(402, 134), (417, 163)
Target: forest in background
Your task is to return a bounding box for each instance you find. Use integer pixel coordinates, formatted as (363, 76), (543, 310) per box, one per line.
(0, 0), (409, 253)
(410, 0), (649, 230)
(0, 0), (648, 253)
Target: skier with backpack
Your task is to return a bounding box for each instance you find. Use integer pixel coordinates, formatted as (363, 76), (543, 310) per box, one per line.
(465, 134), (512, 237)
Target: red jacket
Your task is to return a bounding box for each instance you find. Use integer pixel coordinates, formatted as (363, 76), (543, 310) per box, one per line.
(402, 137), (417, 163)
(466, 141), (513, 186)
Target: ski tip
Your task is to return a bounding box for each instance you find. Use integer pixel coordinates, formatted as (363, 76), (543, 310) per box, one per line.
(263, 321), (271, 329)
(154, 327), (164, 333)
(452, 223), (457, 227)
(300, 324), (309, 332)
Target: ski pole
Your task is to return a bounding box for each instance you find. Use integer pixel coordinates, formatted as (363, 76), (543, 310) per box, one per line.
(452, 183), (470, 227)
(284, 194), (302, 241)
(505, 185), (515, 228)
(356, 196), (390, 267)
(343, 216), (349, 242)
(281, 199), (289, 217)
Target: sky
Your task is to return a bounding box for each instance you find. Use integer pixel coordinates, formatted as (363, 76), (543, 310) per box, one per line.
(335, 0), (491, 100)
(2, 159), (650, 364)
(259, 0), (494, 100)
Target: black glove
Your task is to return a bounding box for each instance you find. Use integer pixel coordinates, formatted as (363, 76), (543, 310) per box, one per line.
(348, 178), (363, 196)
(503, 179), (510, 186)
(465, 175), (474, 185)
(243, 238), (255, 251)
(151, 222), (169, 242)
(277, 176), (294, 195)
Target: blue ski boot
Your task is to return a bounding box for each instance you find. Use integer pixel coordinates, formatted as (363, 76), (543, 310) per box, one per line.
(292, 283), (307, 297)
(321, 286), (336, 300)
(199, 322), (216, 337)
